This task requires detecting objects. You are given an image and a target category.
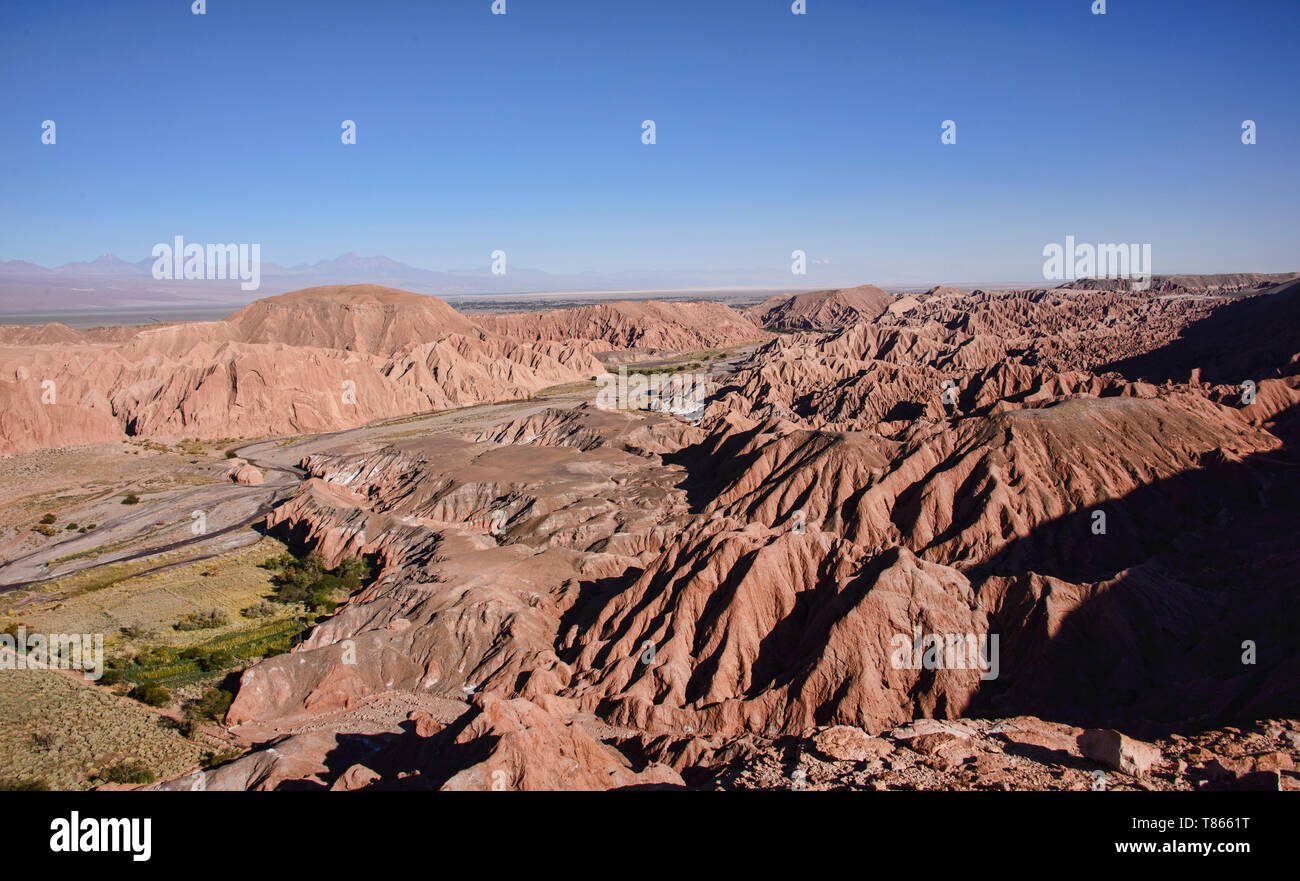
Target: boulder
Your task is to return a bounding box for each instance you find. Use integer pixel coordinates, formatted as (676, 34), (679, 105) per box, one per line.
(230, 463), (265, 485)
(1078, 728), (1162, 776)
(812, 726), (893, 762)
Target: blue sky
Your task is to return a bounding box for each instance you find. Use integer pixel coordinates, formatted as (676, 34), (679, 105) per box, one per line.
(1, 0), (1296, 287)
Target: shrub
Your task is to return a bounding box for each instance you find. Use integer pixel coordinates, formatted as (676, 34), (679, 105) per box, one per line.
(31, 730), (60, 752)
(259, 553), (296, 571)
(39, 513), (56, 525)
(188, 688), (234, 724)
(128, 684), (172, 708)
(241, 600), (277, 619)
(174, 608), (230, 632)
(32, 524), (56, 537)
(201, 748), (242, 768)
(197, 649), (237, 671)
(134, 645), (177, 666)
(101, 761), (155, 785)
(264, 552), (372, 611)
(65, 522), (79, 531)
(121, 492), (140, 505)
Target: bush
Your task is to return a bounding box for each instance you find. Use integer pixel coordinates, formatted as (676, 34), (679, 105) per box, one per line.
(128, 684), (172, 708)
(197, 649), (237, 671)
(101, 761), (155, 785)
(134, 645), (177, 666)
(65, 522), (78, 530)
(121, 492), (140, 505)
(174, 608), (230, 631)
(39, 513), (56, 525)
(225, 451), (238, 459)
(188, 688), (234, 724)
(241, 600), (278, 619)
(31, 730), (60, 752)
(263, 552), (372, 611)
(201, 748), (242, 768)
(335, 555), (372, 585)
(32, 524), (56, 537)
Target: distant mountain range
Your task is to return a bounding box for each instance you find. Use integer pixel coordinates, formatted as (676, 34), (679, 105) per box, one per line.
(0, 252), (810, 314)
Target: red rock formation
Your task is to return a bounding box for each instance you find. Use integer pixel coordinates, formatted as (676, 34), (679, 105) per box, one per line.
(225, 284), (479, 355)
(0, 285), (609, 455)
(0, 287), (777, 456)
(225, 407), (701, 729)
(746, 284), (895, 330)
(437, 695), (683, 791)
(229, 463), (265, 485)
(474, 300), (768, 351)
(146, 280), (1300, 789)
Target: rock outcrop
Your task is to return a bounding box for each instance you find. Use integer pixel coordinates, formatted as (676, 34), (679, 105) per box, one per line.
(475, 300), (768, 352)
(746, 284), (895, 330)
(229, 463), (265, 485)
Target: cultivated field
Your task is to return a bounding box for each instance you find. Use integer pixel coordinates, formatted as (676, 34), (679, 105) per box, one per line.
(0, 532), (292, 648)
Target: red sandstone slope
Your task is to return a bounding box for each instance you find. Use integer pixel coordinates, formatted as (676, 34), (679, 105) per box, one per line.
(746, 284), (895, 330)
(0, 287), (777, 455)
(555, 392), (1284, 735)
(4, 287), (696, 455)
(474, 300), (769, 351)
(1059, 271), (1298, 294)
(226, 284), (479, 355)
(190, 362), (1298, 787)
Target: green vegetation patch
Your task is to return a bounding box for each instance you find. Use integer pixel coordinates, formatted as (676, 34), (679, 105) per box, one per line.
(260, 552), (372, 613)
(112, 617), (305, 692)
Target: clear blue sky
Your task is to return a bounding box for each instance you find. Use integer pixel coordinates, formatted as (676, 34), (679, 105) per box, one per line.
(1, 0), (1296, 286)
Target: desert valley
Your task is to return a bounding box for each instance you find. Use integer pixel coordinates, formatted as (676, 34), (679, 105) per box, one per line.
(2, 274), (1297, 792)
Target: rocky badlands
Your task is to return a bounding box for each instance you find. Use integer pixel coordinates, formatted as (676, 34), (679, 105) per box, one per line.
(3, 276), (1298, 791)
